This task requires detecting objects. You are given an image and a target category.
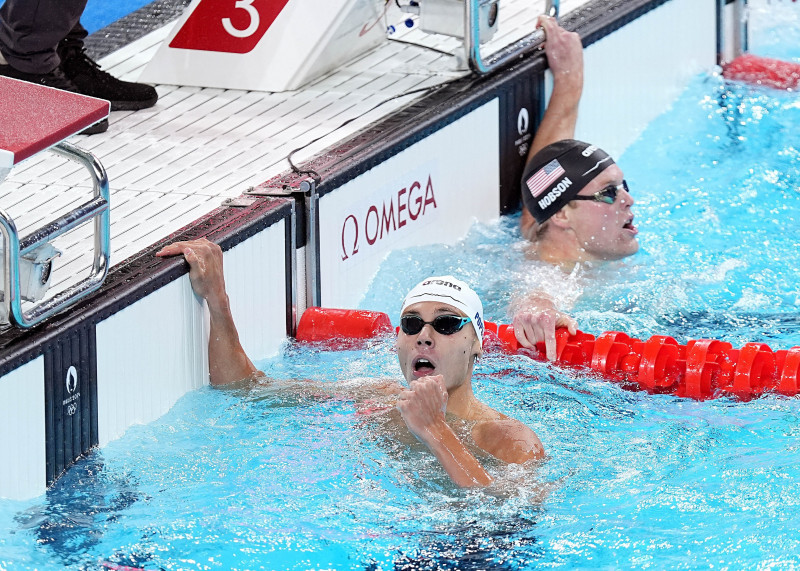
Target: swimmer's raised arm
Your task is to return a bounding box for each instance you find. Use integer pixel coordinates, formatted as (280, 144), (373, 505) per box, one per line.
(156, 238), (263, 386)
(511, 290), (578, 361)
(522, 16), (583, 238)
(527, 16), (583, 163)
(397, 375), (492, 487)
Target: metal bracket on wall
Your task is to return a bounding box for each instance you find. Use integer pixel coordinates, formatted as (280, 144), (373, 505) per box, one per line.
(717, 0), (748, 65)
(246, 178), (320, 308)
(465, 0), (556, 74)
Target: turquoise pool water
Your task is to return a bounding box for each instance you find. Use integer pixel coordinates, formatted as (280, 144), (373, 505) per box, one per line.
(3, 2), (800, 569)
(82, 0), (153, 33)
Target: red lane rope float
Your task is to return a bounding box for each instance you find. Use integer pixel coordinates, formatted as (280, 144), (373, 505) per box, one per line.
(295, 307), (393, 350)
(722, 53), (800, 90)
(296, 307), (800, 401)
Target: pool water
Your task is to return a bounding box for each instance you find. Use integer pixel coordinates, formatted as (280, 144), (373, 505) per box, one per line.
(3, 1), (800, 569)
(82, 0), (153, 33)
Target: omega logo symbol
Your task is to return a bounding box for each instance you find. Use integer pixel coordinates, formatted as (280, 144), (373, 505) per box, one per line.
(66, 366), (78, 394)
(517, 108), (529, 136)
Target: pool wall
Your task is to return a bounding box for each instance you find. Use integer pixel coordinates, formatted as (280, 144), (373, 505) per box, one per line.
(0, 0), (719, 499)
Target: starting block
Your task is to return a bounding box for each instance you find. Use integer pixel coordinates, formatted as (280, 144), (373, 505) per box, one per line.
(139, 0), (386, 92)
(0, 77), (111, 327)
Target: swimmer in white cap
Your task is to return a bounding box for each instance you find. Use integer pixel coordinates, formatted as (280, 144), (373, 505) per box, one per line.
(394, 276), (542, 486)
(158, 240), (544, 488)
(512, 16), (638, 360)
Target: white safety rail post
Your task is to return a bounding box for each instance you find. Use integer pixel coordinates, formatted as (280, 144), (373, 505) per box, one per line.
(140, 0), (388, 91)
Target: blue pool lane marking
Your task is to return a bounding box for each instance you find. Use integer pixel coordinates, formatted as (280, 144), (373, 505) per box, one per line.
(82, 0), (153, 33)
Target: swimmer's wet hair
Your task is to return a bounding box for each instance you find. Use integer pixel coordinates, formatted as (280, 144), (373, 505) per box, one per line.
(521, 139), (615, 223)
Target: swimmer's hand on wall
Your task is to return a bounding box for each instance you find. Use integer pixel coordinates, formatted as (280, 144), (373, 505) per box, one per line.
(156, 238), (227, 307)
(156, 238), (262, 386)
(537, 15), (583, 85)
(397, 375), (492, 487)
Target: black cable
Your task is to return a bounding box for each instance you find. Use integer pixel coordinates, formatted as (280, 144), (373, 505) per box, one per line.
(386, 36), (457, 57)
(286, 77), (463, 185)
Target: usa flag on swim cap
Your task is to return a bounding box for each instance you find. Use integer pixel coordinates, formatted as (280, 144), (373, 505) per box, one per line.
(526, 159), (565, 197)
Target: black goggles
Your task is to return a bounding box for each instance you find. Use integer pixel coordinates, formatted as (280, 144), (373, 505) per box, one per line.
(570, 180), (629, 205)
(400, 314), (472, 336)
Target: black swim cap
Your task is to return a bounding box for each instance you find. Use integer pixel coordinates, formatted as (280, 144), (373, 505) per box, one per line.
(521, 139), (615, 224)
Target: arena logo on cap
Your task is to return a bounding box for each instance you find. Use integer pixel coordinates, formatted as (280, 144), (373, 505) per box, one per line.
(422, 279), (461, 291)
(582, 155), (613, 177)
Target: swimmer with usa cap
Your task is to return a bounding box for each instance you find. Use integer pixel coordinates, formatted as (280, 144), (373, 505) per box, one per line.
(520, 139), (638, 264)
(511, 16), (638, 361)
(156, 239), (544, 488)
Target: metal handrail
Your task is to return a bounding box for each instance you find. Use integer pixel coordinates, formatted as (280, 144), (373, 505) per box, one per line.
(0, 141), (110, 327)
(717, 0), (748, 65)
(464, 0), (559, 74)
(732, 0), (748, 60)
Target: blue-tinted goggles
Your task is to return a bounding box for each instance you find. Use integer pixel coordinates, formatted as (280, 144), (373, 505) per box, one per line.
(571, 180), (629, 205)
(400, 314), (471, 336)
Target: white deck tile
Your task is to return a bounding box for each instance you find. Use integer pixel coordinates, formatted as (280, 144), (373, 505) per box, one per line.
(7, 154), (70, 182)
(5, 154), (49, 179)
(101, 26), (172, 71)
(0, 183), (51, 216)
(0, 181), (22, 203)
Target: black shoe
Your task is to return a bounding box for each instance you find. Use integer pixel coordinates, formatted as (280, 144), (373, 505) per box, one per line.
(58, 45), (158, 111)
(0, 63), (108, 134)
(0, 62), (76, 90)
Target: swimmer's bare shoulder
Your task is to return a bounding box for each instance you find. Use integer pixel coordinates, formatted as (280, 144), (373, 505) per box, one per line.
(472, 417), (545, 465)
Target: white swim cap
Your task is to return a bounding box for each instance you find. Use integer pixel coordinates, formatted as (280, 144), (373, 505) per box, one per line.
(401, 275), (485, 345)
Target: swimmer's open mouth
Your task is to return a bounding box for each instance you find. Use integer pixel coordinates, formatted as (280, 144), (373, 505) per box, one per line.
(623, 217), (637, 233)
(413, 357), (436, 375)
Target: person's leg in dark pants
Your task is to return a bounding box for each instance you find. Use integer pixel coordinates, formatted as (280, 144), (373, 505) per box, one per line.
(0, 0), (158, 126)
(0, 0), (86, 74)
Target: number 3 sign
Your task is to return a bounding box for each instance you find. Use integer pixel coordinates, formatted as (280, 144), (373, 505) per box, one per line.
(169, 0), (287, 53)
(140, 0), (385, 92)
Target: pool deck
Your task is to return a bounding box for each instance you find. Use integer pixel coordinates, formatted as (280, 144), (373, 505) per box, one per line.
(0, 0), (590, 300)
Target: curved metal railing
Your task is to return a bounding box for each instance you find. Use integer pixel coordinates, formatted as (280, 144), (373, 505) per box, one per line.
(0, 141), (110, 327)
(465, 0), (559, 74)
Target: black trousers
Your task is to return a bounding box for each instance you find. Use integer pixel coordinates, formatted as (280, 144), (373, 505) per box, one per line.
(0, 0), (88, 73)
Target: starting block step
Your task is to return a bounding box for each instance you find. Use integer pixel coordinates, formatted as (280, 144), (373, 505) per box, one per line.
(0, 76), (109, 169)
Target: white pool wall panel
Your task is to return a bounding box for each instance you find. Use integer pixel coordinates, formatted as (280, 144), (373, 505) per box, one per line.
(95, 222), (290, 447)
(96, 276), (207, 447)
(317, 99), (501, 309)
(221, 221), (289, 362)
(568, 0), (718, 159)
(0, 357), (45, 499)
